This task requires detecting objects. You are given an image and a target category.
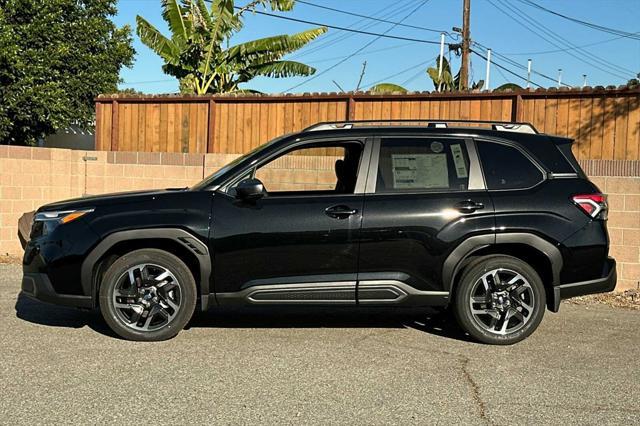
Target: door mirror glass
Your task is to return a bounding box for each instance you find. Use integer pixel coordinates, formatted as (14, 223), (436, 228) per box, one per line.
(235, 178), (266, 200)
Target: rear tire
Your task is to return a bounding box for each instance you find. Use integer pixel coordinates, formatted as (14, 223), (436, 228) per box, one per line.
(453, 255), (545, 345)
(99, 249), (197, 341)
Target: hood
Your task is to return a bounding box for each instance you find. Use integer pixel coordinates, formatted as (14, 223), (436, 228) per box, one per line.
(38, 188), (189, 212)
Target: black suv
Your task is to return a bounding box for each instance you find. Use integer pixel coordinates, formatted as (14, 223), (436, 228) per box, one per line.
(21, 120), (616, 344)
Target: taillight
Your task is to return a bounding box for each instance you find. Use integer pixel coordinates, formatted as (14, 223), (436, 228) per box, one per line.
(572, 193), (607, 219)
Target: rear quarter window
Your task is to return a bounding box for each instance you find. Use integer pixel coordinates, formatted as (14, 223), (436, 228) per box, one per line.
(477, 141), (544, 190)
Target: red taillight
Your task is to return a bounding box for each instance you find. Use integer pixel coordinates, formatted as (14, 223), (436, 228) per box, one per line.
(572, 193), (607, 219)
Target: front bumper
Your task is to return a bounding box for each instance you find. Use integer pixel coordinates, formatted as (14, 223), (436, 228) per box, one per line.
(551, 257), (617, 311)
(21, 272), (92, 308)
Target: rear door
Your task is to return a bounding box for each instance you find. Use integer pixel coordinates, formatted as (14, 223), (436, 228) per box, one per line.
(358, 136), (495, 302)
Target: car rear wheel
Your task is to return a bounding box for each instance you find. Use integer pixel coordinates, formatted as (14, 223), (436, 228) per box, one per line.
(453, 255), (546, 345)
(99, 249), (196, 341)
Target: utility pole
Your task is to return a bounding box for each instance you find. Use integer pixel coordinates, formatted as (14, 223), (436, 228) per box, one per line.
(582, 74), (588, 88)
(526, 59), (532, 89)
(459, 0), (471, 90)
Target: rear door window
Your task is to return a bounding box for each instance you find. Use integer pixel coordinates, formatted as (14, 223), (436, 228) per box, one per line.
(376, 138), (470, 193)
(476, 141), (544, 190)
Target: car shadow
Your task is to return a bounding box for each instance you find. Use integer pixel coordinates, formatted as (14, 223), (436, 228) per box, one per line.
(15, 293), (473, 343)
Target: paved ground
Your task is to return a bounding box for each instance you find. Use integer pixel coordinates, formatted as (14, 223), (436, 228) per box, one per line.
(1, 264), (638, 425)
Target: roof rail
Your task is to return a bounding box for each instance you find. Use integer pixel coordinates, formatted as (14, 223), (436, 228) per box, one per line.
(303, 119), (538, 134)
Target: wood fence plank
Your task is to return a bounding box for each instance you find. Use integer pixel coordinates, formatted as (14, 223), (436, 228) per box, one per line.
(601, 96), (616, 159)
(577, 96), (593, 160)
(613, 96), (629, 160)
(137, 103), (146, 152)
(626, 96), (640, 160)
(588, 96), (605, 159)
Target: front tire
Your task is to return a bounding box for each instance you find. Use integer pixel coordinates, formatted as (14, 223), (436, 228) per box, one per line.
(99, 249), (197, 341)
(453, 255), (546, 345)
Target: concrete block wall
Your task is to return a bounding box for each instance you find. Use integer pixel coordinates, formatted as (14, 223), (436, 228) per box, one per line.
(1, 145), (638, 291)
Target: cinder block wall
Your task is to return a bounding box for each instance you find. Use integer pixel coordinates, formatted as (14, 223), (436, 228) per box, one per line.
(1, 145), (638, 291)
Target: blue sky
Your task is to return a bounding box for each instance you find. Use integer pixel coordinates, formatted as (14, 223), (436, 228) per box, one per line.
(114, 0), (640, 94)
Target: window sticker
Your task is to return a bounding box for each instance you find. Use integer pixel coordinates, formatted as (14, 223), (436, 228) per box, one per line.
(391, 154), (449, 189)
(450, 144), (468, 178)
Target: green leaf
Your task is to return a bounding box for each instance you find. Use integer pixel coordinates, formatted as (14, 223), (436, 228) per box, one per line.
(369, 83), (408, 94)
(161, 0), (188, 41)
(247, 60), (317, 79)
(136, 16), (181, 64)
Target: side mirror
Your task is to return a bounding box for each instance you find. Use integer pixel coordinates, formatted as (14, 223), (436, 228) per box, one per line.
(235, 178), (266, 201)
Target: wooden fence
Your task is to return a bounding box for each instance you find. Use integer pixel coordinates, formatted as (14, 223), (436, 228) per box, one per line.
(95, 88), (640, 160)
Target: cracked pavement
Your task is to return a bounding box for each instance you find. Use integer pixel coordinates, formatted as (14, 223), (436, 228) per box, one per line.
(1, 264), (638, 424)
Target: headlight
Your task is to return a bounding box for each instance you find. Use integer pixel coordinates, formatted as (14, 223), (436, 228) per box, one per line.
(34, 209), (94, 225)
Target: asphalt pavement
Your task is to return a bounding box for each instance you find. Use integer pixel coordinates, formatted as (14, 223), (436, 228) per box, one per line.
(1, 264), (638, 425)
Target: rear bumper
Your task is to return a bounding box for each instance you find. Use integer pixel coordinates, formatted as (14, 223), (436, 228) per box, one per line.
(21, 272), (92, 309)
(551, 257), (617, 312)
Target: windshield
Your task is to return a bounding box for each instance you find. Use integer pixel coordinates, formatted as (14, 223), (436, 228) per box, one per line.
(190, 135), (287, 191)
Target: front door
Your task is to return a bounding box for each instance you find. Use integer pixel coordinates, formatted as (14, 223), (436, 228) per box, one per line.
(211, 139), (369, 305)
(358, 136), (495, 303)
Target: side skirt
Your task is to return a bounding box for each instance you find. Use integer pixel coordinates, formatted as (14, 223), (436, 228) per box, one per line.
(212, 280), (450, 307)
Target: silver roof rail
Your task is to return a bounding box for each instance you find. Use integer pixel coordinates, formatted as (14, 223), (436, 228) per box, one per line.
(303, 119), (538, 134)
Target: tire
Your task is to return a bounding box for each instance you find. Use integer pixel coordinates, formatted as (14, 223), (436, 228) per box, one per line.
(453, 255), (546, 345)
(99, 249), (197, 341)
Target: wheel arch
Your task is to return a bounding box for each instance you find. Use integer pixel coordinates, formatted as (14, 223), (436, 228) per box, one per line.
(443, 233), (562, 311)
(81, 228), (212, 310)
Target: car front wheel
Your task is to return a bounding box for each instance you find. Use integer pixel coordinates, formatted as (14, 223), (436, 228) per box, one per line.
(99, 249), (197, 341)
(453, 255), (546, 345)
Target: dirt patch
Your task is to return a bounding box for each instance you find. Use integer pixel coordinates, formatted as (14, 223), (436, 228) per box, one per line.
(0, 255), (21, 265)
(567, 289), (640, 310)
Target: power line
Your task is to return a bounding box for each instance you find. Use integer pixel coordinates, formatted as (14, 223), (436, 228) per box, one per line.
(470, 49), (543, 88)
(499, 33), (637, 56)
(289, 1), (420, 61)
(516, 0), (640, 40)
(486, 0), (632, 82)
(497, 0), (637, 77)
(473, 42), (568, 87)
(283, 0), (434, 92)
(361, 56), (438, 89)
(295, 0), (448, 34)
(305, 42), (417, 64)
(232, 6), (441, 46)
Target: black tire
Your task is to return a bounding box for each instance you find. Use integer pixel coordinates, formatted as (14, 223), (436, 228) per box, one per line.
(99, 249), (197, 341)
(453, 255), (546, 345)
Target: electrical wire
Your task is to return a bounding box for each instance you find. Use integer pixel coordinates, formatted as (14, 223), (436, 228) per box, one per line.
(470, 49), (544, 88)
(499, 33), (638, 56)
(295, 0), (448, 35)
(498, 0), (637, 76)
(289, 1), (421, 61)
(473, 42), (568, 87)
(516, 0), (640, 40)
(305, 42), (417, 64)
(487, 0), (633, 82)
(283, 0), (435, 92)
(232, 6), (441, 47)
(361, 56), (438, 89)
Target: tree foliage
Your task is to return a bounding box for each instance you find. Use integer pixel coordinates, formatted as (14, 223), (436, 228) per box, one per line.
(136, 0), (327, 94)
(0, 0), (134, 146)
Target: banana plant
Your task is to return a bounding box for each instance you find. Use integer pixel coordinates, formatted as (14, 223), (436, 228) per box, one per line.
(136, 0), (326, 94)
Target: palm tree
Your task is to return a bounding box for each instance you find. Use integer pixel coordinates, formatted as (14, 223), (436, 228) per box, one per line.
(136, 0), (327, 94)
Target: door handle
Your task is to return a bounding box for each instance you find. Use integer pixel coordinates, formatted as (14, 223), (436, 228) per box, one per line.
(325, 205), (358, 219)
(454, 200), (484, 214)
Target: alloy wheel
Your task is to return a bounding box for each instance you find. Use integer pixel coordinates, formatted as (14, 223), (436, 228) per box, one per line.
(468, 268), (535, 336)
(112, 263), (182, 332)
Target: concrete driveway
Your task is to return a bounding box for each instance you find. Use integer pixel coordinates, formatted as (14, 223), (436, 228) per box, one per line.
(1, 264), (638, 424)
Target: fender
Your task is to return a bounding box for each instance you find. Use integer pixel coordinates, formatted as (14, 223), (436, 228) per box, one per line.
(442, 232), (563, 292)
(80, 228), (212, 310)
